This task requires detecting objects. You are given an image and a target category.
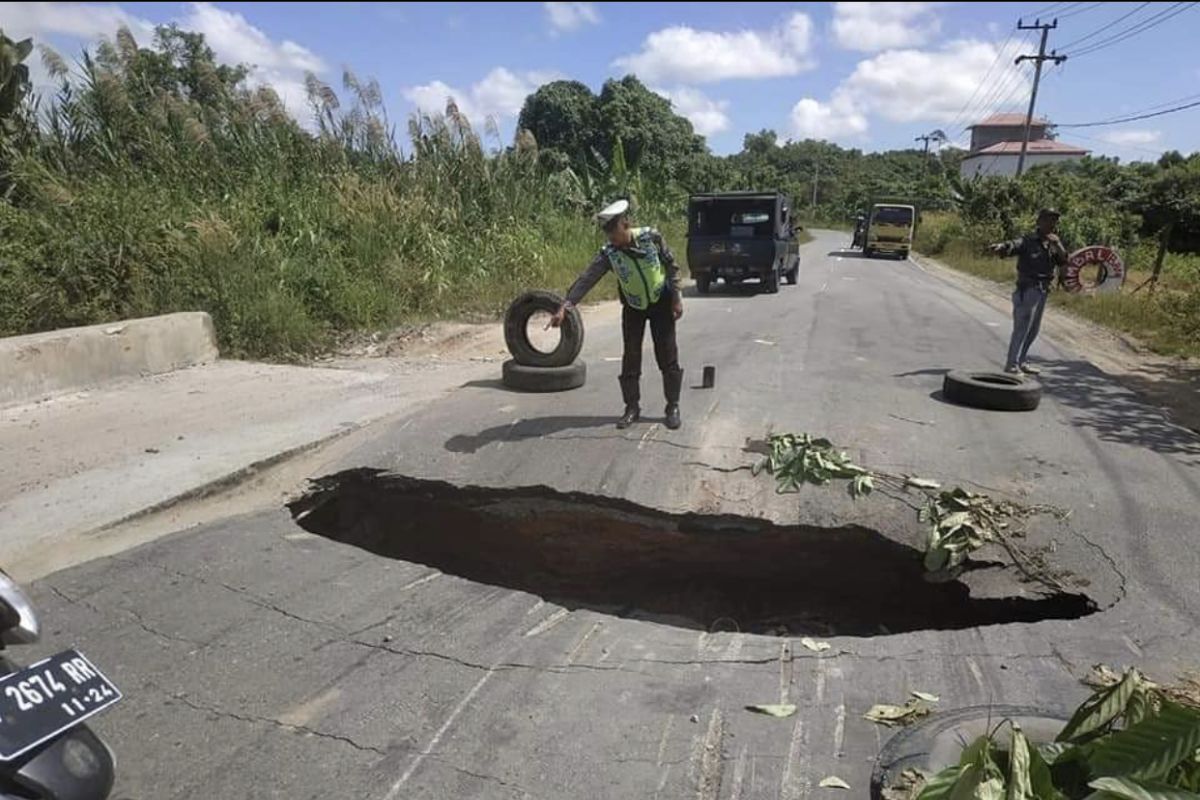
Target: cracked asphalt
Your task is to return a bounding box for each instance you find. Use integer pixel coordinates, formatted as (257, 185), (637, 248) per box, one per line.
(22, 230), (1200, 798)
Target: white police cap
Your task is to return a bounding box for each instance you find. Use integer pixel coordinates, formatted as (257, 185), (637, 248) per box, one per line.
(595, 199), (630, 227)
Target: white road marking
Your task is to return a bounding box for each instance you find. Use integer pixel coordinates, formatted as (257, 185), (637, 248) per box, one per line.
(383, 669), (495, 798)
(524, 607), (570, 637)
(729, 746), (748, 800)
(638, 424), (660, 450)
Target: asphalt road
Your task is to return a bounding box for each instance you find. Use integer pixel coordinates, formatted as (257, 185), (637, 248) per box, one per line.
(24, 229), (1200, 799)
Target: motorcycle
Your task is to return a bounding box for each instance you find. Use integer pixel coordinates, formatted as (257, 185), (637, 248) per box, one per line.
(0, 571), (119, 799)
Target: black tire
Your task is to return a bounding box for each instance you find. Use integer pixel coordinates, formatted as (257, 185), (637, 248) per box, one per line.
(900, 249), (910, 260)
(871, 705), (1068, 800)
(943, 370), (1041, 411)
(696, 276), (711, 295)
(864, 247), (874, 258)
(504, 290), (583, 368)
(764, 265), (781, 294)
(501, 359), (586, 393)
(785, 262), (799, 285)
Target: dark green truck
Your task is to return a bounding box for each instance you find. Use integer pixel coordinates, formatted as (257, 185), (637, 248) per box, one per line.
(685, 191), (801, 295)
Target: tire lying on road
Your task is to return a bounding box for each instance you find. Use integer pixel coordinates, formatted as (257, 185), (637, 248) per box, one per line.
(502, 359), (587, 393)
(504, 290), (583, 368)
(871, 705), (1068, 800)
(943, 370), (1041, 411)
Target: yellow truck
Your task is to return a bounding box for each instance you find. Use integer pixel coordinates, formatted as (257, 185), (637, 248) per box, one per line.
(863, 203), (916, 259)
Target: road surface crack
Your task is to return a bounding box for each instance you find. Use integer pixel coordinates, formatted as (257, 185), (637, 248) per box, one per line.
(544, 434), (704, 452)
(110, 556), (343, 633)
(423, 756), (540, 798)
(166, 691), (385, 755)
(1058, 528), (1128, 603)
(683, 461), (754, 474)
(46, 585), (203, 648)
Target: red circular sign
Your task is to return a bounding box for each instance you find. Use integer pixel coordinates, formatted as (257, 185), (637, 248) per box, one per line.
(1063, 246), (1125, 294)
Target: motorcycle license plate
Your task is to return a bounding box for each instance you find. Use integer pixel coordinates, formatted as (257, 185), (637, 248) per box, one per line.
(0, 649), (121, 762)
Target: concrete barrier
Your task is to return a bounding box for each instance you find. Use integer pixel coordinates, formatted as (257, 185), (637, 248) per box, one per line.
(0, 312), (219, 407)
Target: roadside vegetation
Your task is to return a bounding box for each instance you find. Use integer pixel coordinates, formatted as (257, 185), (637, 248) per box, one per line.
(1, 24), (1197, 359)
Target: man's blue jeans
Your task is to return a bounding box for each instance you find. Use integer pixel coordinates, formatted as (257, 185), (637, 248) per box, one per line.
(1006, 284), (1049, 370)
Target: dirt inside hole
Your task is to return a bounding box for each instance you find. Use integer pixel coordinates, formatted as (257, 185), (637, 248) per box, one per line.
(288, 470), (1096, 637)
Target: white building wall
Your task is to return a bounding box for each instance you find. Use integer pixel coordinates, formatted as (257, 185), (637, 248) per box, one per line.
(960, 152), (1083, 179)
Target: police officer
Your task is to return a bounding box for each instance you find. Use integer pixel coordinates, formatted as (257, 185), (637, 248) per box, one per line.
(549, 199), (684, 430)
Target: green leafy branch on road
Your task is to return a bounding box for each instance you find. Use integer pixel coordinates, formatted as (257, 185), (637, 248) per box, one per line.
(883, 666), (1200, 800)
(750, 433), (1072, 590)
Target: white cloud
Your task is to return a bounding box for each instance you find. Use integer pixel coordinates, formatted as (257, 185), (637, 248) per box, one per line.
(790, 96), (868, 141)
(652, 87), (730, 137)
(1098, 129), (1162, 146)
(177, 2), (325, 116)
(614, 12), (815, 84)
(783, 38), (1027, 143)
(839, 39), (1027, 124)
(831, 2), (942, 52)
(544, 2), (599, 34)
(405, 68), (560, 122)
(0, 2), (326, 119)
(0, 2), (155, 43)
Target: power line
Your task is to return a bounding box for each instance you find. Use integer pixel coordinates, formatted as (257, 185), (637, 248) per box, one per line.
(1057, 2), (1106, 19)
(1056, 1), (1151, 50)
(945, 26), (1018, 134)
(1057, 99), (1200, 127)
(954, 31), (1039, 138)
(1065, 90), (1200, 126)
(1067, 130), (1166, 158)
(1030, 2), (1076, 17)
(1063, 2), (1197, 58)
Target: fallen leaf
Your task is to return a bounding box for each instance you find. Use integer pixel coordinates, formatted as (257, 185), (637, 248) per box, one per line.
(864, 699), (932, 727)
(1082, 663), (1121, 689)
(911, 691), (940, 703)
(801, 637), (831, 653)
(745, 704), (796, 718)
(905, 477), (942, 489)
(819, 777), (851, 790)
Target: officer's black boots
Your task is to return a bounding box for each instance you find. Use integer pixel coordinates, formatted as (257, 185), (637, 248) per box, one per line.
(618, 376), (641, 429)
(617, 405), (641, 429)
(663, 369), (683, 430)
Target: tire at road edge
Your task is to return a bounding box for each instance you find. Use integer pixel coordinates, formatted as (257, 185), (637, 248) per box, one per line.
(501, 359), (587, 392)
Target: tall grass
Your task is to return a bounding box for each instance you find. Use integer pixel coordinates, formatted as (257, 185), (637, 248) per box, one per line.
(916, 211), (1200, 358)
(0, 27), (686, 359)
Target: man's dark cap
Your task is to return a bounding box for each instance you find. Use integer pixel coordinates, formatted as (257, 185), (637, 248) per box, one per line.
(1037, 207), (1061, 220)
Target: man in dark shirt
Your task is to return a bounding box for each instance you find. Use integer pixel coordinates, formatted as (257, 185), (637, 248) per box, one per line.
(990, 208), (1068, 374)
(549, 199), (685, 430)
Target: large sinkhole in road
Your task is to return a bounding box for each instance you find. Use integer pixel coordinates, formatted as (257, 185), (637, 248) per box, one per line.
(288, 470), (1097, 636)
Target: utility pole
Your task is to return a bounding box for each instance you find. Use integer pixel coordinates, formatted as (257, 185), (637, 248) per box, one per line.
(811, 160), (819, 212)
(1014, 19), (1067, 177)
(915, 133), (935, 157)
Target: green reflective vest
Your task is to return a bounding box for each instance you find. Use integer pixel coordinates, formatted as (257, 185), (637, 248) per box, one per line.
(606, 227), (668, 311)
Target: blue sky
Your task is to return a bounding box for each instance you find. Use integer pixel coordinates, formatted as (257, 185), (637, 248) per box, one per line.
(3, 2), (1198, 163)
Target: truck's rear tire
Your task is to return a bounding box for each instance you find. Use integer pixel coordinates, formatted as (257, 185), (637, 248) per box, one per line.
(696, 276), (711, 294)
(785, 262), (799, 284)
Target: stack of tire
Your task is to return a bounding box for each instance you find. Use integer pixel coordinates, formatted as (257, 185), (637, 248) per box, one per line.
(501, 291), (587, 392)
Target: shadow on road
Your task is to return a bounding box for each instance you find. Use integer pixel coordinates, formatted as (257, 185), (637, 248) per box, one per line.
(894, 368), (950, 379)
(1039, 360), (1200, 458)
(445, 415), (616, 454)
(681, 282), (767, 299)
